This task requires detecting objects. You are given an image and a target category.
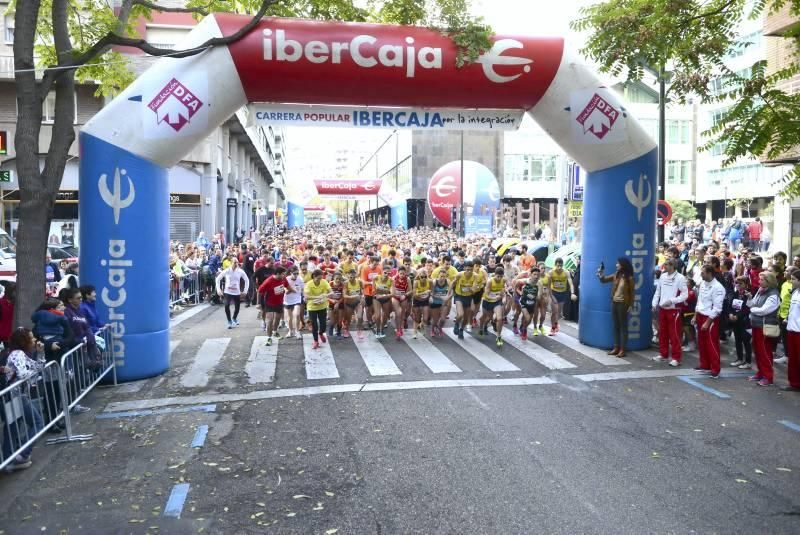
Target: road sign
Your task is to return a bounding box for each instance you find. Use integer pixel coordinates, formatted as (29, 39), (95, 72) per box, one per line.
(569, 163), (583, 201)
(465, 215), (493, 236)
(657, 200), (672, 226)
(568, 201), (583, 218)
(0, 170), (11, 182)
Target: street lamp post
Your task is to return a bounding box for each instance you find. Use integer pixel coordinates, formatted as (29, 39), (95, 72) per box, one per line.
(657, 69), (667, 244)
(459, 130), (465, 237)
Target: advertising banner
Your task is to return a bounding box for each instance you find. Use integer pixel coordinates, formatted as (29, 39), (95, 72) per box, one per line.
(426, 160), (501, 227)
(249, 104), (523, 130)
(314, 179), (381, 196)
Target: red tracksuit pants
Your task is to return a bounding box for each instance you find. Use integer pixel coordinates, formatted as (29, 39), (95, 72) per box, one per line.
(658, 308), (682, 361)
(696, 313), (720, 376)
(752, 327), (774, 383)
(787, 331), (800, 388)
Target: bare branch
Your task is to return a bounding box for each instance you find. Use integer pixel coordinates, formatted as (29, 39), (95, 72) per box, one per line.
(38, 0), (276, 96)
(132, 0), (214, 16)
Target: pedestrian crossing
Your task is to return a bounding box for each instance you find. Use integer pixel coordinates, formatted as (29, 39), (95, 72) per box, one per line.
(165, 323), (660, 391)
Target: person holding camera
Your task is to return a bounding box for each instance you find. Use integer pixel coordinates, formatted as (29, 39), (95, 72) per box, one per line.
(597, 258), (634, 358)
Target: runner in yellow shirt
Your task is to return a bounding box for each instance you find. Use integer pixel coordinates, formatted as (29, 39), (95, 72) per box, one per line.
(480, 267), (508, 346)
(304, 269), (332, 349)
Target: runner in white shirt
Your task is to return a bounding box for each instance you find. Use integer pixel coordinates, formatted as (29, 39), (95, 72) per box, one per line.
(215, 258), (250, 328)
(652, 259), (689, 367)
(283, 267), (305, 339)
(693, 265), (726, 378)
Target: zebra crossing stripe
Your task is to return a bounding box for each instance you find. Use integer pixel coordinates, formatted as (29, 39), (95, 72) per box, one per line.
(352, 333), (402, 376)
(181, 338), (231, 388)
(500, 328), (576, 370)
(303, 334), (339, 380)
(246, 336), (278, 383)
(403, 335), (462, 373)
(547, 331), (630, 366)
(443, 328), (520, 372)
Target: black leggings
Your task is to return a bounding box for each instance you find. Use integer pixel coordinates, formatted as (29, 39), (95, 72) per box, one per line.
(732, 324), (752, 364)
(612, 301), (629, 350)
(224, 294), (241, 322)
(309, 310), (327, 341)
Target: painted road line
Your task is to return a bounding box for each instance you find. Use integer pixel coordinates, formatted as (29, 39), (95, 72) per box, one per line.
(547, 332), (630, 366)
(97, 404), (217, 419)
(353, 332), (402, 376)
(403, 335), (462, 373)
(303, 335), (339, 380)
(677, 376), (731, 399)
(443, 328), (520, 372)
(170, 340), (182, 355)
(501, 328), (576, 370)
(246, 336), (278, 383)
(778, 420), (800, 433)
(191, 424), (209, 448)
(180, 338), (231, 388)
(163, 483), (191, 518)
(103, 367), (717, 411)
(575, 369), (706, 382)
(362, 377), (556, 391)
(170, 303), (210, 328)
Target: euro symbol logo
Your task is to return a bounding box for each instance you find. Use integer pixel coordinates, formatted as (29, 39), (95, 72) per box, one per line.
(363, 181), (376, 192)
(98, 168), (135, 225)
(432, 175), (458, 198)
(624, 174), (651, 222)
(477, 39), (533, 84)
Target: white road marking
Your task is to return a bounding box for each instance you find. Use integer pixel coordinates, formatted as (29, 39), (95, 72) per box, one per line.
(546, 332), (630, 366)
(170, 304), (211, 328)
(353, 333), (402, 376)
(246, 336), (278, 384)
(403, 335), (462, 373)
(103, 368), (716, 412)
(180, 338), (231, 388)
(501, 328), (576, 370)
(443, 328), (520, 372)
(303, 335), (339, 380)
(170, 340), (181, 355)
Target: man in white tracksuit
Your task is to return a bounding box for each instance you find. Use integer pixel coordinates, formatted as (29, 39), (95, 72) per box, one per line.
(652, 259), (689, 367)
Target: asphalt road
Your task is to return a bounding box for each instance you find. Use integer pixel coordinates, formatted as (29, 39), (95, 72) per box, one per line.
(1, 303), (799, 534)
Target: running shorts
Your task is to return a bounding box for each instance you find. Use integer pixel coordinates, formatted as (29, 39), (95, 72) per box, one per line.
(481, 300), (501, 312)
(412, 299), (429, 308)
(265, 304), (283, 314)
(455, 295), (473, 308)
(552, 290), (570, 304)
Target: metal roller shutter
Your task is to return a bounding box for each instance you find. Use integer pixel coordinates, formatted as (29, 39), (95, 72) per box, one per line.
(169, 205), (200, 243)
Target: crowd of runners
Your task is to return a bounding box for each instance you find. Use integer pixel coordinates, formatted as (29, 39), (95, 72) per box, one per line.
(164, 220), (799, 391)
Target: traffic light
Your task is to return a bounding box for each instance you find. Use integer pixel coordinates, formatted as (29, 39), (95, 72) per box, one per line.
(0, 131), (6, 155)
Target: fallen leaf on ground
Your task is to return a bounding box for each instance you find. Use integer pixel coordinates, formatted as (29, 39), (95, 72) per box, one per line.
(326, 529), (339, 534)
(286, 512), (296, 517)
(776, 467), (792, 472)
(324, 491), (335, 497)
(735, 479), (748, 483)
(293, 495), (311, 500)
(754, 469), (764, 475)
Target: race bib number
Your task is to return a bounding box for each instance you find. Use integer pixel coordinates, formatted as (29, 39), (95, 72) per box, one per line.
(732, 298), (743, 311)
(313, 297), (326, 305)
(369, 273), (378, 280)
(275, 286), (284, 294)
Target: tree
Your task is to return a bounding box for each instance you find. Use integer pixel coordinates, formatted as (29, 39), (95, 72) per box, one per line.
(13, 0), (491, 326)
(571, 1), (800, 196)
(666, 198), (699, 222)
(727, 196), (754, 217)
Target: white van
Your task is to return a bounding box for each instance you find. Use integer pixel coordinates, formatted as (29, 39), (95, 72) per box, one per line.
(0, 229), (18, 281)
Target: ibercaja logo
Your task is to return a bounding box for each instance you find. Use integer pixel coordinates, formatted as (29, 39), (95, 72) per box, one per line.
(148, 78), (203, 132)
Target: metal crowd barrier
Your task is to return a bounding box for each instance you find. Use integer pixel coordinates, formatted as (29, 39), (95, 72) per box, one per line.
(170, 270), (201, 307)
(0, 325), (118, 468)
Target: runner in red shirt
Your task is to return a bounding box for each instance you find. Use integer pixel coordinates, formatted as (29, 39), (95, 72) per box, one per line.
(319, 252), (338, 280)
(392, 266), (411, 337)
(258, 266), (293, 346)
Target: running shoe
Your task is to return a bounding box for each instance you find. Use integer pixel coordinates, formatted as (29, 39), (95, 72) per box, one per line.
(520, 332), (527, 341)
(457, 329), (464, 340)
(548, 328), (557, 336)
(496, 337), (504, 347)
(274, 332), (282, 340)
(342, 329), (351, 338)
(335, 333), (342, 340)
(233, 319), (240, 326)
(748, 374), (763, 381)
(693, 367), (711, 373)
(412, 332), (418, 339)
(669, 359), (680, 367)
(71, 404), (91, 414)
(533, 329), (539, 337)
(312, 341), (320, 349)
(295, 331), (302, 340)
(538, 327), (545, 336)
(757, 378), (772, 387)
(652, 355), (669, 362)
(396, 328), (402, 338)
(453, 323), (460, 335)
(709, 373), (720, 380)
(228, 321), (233, 329)
(320, 333), (327, 343)
(265, 337), (272, 346)
(512, 325), (519, 335)
(729, 360), (744, 367)
(737, 363), (751, 369)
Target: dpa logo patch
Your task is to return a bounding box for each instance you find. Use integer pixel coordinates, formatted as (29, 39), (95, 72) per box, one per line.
(148, 78), (203, 132)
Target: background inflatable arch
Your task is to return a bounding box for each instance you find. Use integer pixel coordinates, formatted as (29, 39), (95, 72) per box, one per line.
(81, 14), (657, 381)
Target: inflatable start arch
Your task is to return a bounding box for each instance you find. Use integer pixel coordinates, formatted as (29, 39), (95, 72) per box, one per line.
(81, 14), (657, 381)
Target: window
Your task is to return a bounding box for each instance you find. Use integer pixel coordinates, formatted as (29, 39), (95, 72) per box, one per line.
(667, 120), (691, 145)
(666, 160), (690, 185)
(40, 90), (78, 124)
(4, 15), (13, 45)
(792, 208), (800, 257)
(504, 154), (557, 182)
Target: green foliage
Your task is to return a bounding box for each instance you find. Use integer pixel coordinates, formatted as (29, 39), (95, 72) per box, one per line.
(29, 0), (491, 97)
(667, 198), (699, 222)
(574, 0), (800, 199)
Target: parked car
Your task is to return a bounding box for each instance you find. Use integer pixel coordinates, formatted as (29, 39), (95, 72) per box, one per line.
(545, 242), (581, 271)
(0, 229), (17, 281)
(49, 244), (79, 264)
